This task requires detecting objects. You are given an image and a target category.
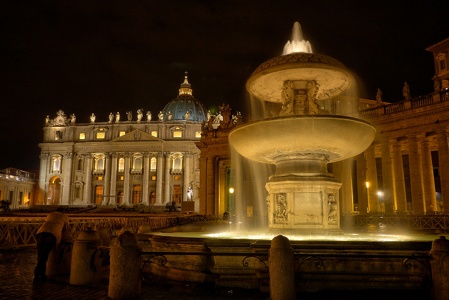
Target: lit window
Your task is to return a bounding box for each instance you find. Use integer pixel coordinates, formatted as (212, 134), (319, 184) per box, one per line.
(118, 158), (125, 172)
(94, 154), (105, 171)
(195, 131), (202, 138)
(119, 175), (124, 181)
(150, 157), (157, 171)
(173, 157), (182, 169)
(173, 131), (182, 138)
(151, 131), (158, 137)
(96, 132), (105, 139)
(79, 133), (86, 140)
(96, 176), (103, 181)
(151, 175), (157, 181)
(119, 131), (126, 137)
(51, 155), (62, 173)
(170, 153), (183, 174)
(133, 154), (143, 170)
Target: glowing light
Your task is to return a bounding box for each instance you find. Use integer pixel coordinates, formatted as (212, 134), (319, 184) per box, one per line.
(365, 181), (370, 188)
(229, 187), (235, 194)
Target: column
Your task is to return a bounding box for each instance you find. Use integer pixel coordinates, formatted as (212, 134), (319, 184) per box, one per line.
(109, 153), (118, 205)
(183, 153), (191, 201)
(218, 160), (227, 216)
(355, 153), (368, 215)
(340, 158), (354, 216)
(60, 152), (73, 205)
(83, 154), (93, 204)
(123, 153), (131, 205)
(392, 142), (407, 212)
(142, 152), (150, 205)
(103, 153), (112, 205)
(164, 152), (171, 204)
(192, 153), (200, 201)
(206, 156), (216, 215)
(381, 139), (394, 214)
(408, 136), (425, 214)
(38, 153), (49, 205)
(155, 153), (163, 205)
(437, 131), (449, 214)
(365, 144), (379, 213)
(420, 139), (437, 213)
(199, 156), (208, 215)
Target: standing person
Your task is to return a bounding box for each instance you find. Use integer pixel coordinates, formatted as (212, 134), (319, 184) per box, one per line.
(34, 209), (69, 281)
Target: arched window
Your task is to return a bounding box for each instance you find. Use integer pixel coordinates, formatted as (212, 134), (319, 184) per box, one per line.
(94, 154), (105, 171)
(118, 157), (125, 172)
(170, 153), (183, 174)
(51, 155), (62, 173)
(150, 157), (157, 171)
(172, 153), (183, 169)
(132, 153), (143, 170)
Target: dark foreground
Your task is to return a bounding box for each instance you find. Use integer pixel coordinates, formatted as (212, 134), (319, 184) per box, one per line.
(0, 248), (430, 300)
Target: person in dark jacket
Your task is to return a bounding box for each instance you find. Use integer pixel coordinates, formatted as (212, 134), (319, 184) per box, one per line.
(34, 209), (69, 281)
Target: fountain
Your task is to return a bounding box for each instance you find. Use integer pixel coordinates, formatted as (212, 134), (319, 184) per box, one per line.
(229, 21), (375, 232)
(143, 23), (438, 295)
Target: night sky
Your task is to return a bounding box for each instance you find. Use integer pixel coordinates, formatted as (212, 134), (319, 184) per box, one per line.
(1, 0), (449, 170)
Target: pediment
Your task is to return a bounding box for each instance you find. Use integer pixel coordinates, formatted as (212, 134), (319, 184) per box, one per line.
(111, 129), (162, 142)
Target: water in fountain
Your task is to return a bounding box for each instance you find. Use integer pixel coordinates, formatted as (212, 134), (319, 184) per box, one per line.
(282, 21), (313, 55)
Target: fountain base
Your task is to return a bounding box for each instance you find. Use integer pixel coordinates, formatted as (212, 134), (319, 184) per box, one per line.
(266, 178), (341, 231)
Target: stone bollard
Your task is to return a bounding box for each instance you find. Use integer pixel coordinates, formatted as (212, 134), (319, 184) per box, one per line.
(69, 228), (103, 285)
(429, 236), (449, 300)
(108, 231), (141, 299)
(269, 235), (296, 300)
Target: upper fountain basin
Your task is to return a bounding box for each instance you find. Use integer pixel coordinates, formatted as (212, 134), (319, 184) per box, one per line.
(247, 52), (354, 102)
(228, 115), (376, 164)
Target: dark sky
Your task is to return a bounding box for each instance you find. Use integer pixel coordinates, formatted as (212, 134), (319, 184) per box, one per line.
(1, 0), (449, 170)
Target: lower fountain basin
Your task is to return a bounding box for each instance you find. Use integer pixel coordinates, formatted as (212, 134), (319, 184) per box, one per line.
(140, 222), (434, 295)
(228, 115), (376, 164)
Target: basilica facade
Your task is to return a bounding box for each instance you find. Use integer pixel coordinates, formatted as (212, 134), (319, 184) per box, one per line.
(36, 74), (207, 212)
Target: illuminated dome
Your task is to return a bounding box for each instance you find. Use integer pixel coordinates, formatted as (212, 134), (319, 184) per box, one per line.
(162, 73), (208, 122)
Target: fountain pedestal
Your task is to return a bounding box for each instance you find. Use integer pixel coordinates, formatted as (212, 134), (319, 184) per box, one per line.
(266, 178), (341, 231)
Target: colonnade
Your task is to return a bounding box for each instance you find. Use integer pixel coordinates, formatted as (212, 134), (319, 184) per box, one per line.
(38, 151), (198, 207)
(340, 131), (449, 215)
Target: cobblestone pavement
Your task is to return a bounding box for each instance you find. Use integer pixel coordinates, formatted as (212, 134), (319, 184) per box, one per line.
(0, 248), (269, 300)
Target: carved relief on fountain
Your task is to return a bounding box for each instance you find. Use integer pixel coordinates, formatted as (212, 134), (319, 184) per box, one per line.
(327, 193), (338, 225)
(280, 80), (320, 116)
(274, 193), (288, 224)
